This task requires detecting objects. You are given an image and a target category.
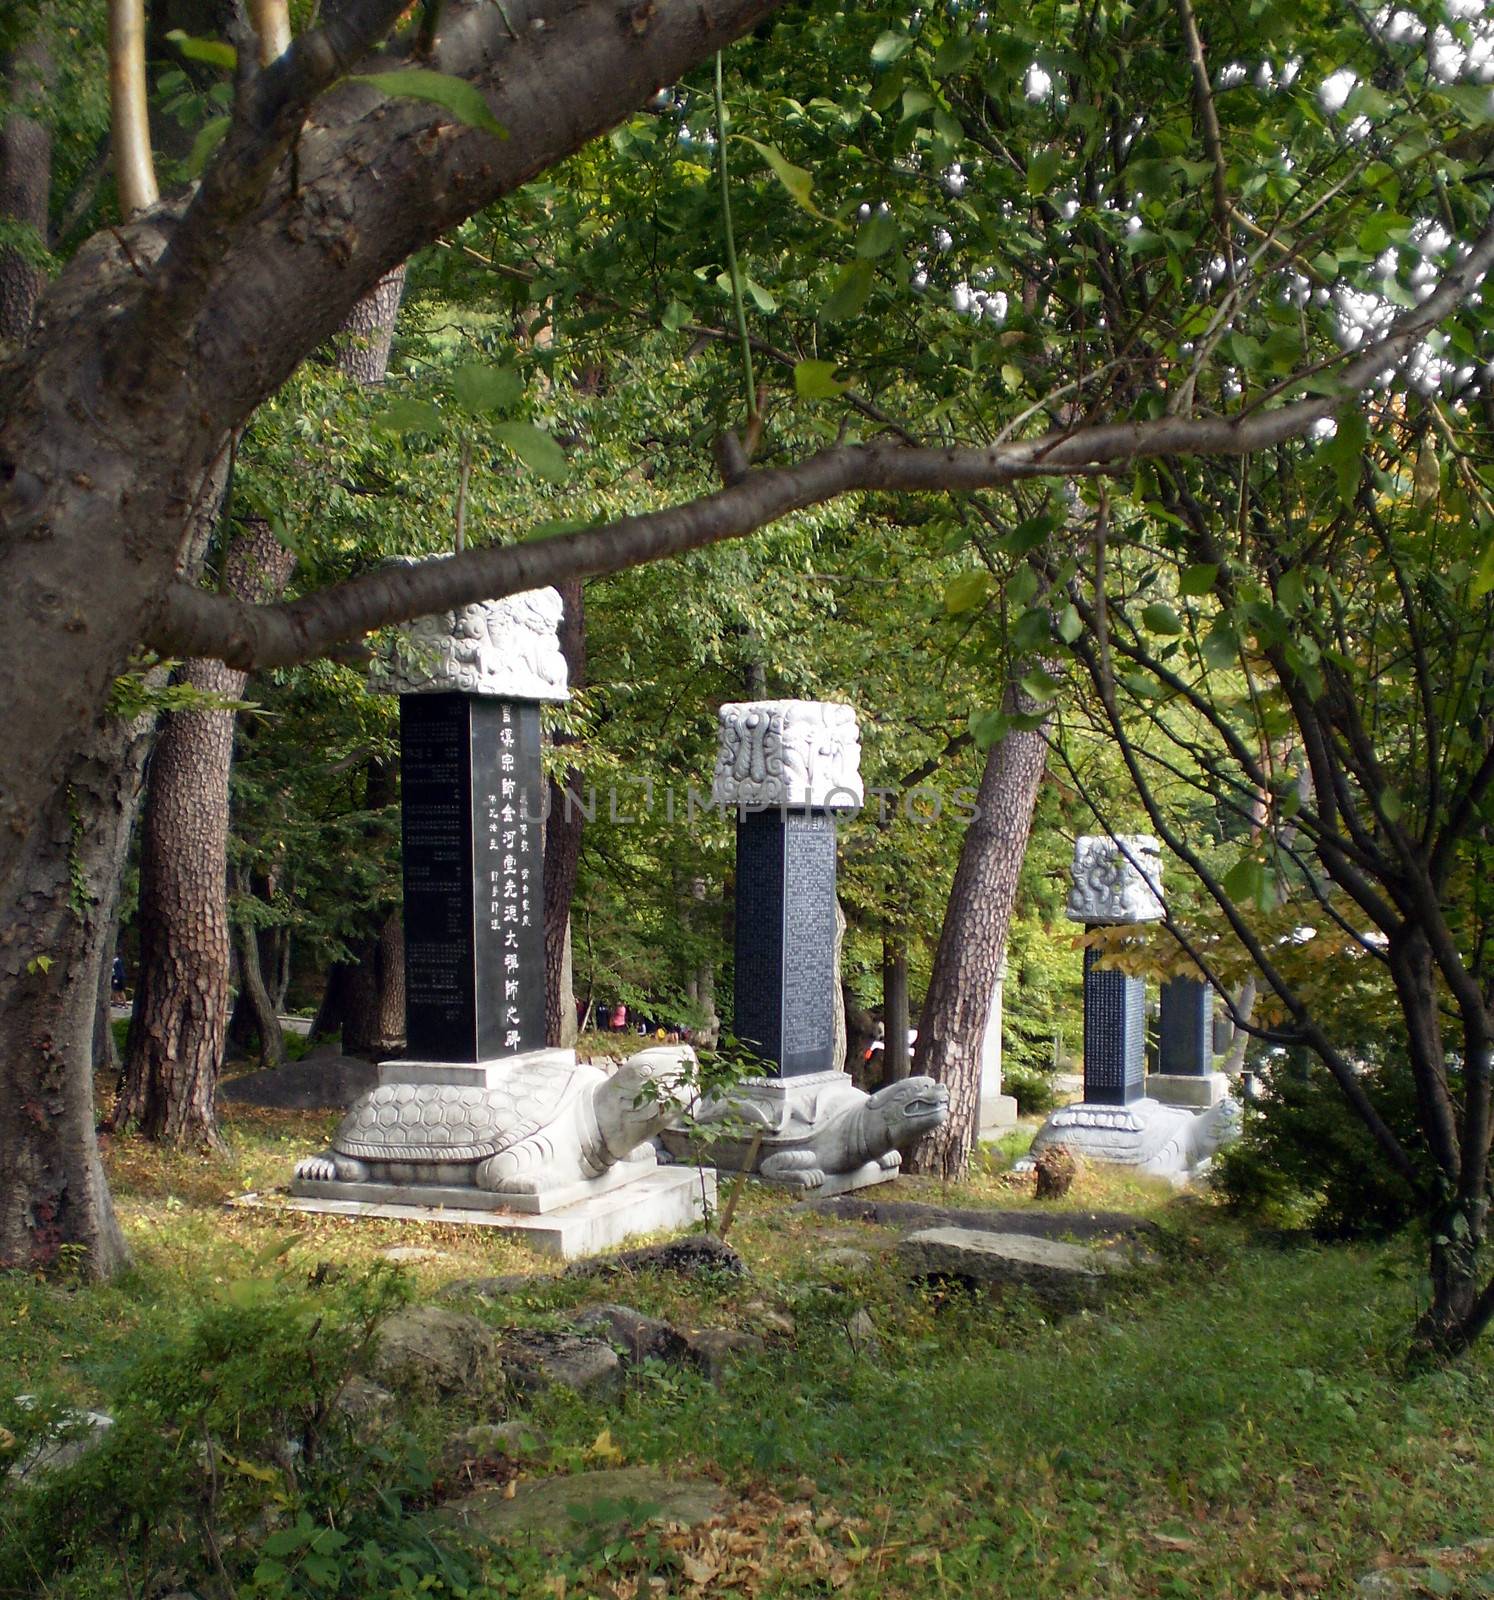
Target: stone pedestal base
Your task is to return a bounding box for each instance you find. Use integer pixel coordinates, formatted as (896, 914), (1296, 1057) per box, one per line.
(1145, 1071), (1231, 1109)
(274, 1166), (712, 1259)
(291, 1153), (656, 1216)
(978, 1094), (1020, 1139)
(1021, 1094), (1240, 1181)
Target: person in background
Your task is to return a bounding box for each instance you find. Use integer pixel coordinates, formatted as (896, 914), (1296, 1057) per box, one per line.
(111, 955), (126, 999)
(610, 1002), (627, 1032)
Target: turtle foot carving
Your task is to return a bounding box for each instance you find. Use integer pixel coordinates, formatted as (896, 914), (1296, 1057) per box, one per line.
(295, 1152), (369, 1182)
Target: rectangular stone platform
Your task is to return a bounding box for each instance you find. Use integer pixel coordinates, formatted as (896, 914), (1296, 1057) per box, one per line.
(290, 1153), (655, 1215)
(260, 1166), (713, 1259)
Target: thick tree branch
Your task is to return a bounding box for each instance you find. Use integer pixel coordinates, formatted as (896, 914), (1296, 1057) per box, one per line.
(149, 215), (1494, 668)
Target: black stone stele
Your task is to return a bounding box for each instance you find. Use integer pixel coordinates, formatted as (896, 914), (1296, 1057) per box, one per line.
(1081, 946), (1146, 1105)
(733, 809), (839, 1076)
(1158, 976), (1212, 1077)
(400, 693), (544, 1062)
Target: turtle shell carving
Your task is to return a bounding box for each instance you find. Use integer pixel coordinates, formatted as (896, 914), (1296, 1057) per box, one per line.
(333, 1062), (583, 1164)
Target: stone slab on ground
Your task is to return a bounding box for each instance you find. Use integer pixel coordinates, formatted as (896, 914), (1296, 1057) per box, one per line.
(496, 1330), (622, 1397)
(220, 1055), (378, 1111)
(1355, 1537), (1494, 1596)
(565, 1233), (747, 1281)
(445, 1466), (726, 1546)
(574, 1303), (689, 1365)
(682, 1328), (766, 1382)
(898, 1226), (1131, 1307)
(369, 1305), (502, 1400)
(804, 1195), (1150, 1244)
(266, 1165), (713, 1259)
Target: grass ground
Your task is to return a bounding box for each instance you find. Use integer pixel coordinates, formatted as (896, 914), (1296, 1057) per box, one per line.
(2, 1088), (1489, 1599)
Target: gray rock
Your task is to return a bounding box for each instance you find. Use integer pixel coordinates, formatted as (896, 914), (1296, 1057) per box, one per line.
(815, 1246), (875, 1275)
(898, 1227), (1129, 1308)
(9, 1402), (113, 1481)
(369, 1306), (503, 1400)
(567, 1234), (746, 1281)
(444, 1466), (725, 1546)
(438, 1273), (544, 1302)
(846, 1308), (882, 1362)
(682, 1328), (765, 1382)
(1354, 1537), (1494, 1597)
(332, 1374), (396, 1427)
(573, 1303), (688, 1365)
(442, 1420), (549, 1471)
(741, 1301), (796, 1339)
(220, 1055), (379, 1110)
(497, 1330), (622, 1397)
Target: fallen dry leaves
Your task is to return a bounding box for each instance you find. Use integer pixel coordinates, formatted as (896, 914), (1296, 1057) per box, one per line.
(658, 1489), (877, 1595)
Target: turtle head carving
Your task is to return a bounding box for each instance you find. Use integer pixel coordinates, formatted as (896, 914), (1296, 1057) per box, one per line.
(593, 1048), (692, 1162)
(864, 1076), (949, 1143)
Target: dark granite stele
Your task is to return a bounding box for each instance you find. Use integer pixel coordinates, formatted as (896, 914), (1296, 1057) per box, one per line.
(1081, 944), (1146, 1106)
(1158, 976), (1212, 1076)
(732, 808), (840, 1077)
(399, 693), (545, 1064)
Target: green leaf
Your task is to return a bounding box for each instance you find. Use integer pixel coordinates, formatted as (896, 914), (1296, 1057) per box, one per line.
(186, 115), (230, 178)
(1323, 408), (1368, 506)
(1471, 528), (1494, 600)
(1141, 602), (1183, 635)
(661, 300), (691, 333)
(352, 69), (505, 137)
(1201, 621), (1239, 669)
(855, 213), (899, 259)
(969, 708), (1009, 749)
(871, 30), (913, 64)
(794, 359), (851, 399)
(1057, 604), (1082, 643)
(738, 137), (838, 225)
(1019, 668), (1063, 703)
(1379, 788), (1403, 824)
(372, 398), (446, 436)
(1027, 147), (1060, 196)
(944, 570), (991, 613)
(820, 260), (874, 322)
(1277, 569), (1306, 612)
(1222, 857), (1267, 907)
(1179, 562), (1218, 597)
(901, 87), (934, 121)
(451, 363), (522, 416)
(743, 276), (778, 314)
(165, 29), (236, 69)
(493, 421), (567, 482)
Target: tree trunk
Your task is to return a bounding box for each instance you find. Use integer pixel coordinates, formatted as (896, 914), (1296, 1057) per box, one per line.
(882, 935), (910, 1080)
(0, 694), (161, 1276)
(229, 882), (284, 1070)
(545, 577), (586, 1047)
(0, 37), (51, 345)
(906, 699), (1051, 1179)
(94, 936), (119, 1076)
(114, 523), (294, 1146)
(335, 265), (406, 385)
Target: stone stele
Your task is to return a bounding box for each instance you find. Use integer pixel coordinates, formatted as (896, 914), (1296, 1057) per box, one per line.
(367, 567), (570, 702)
(1065, 833), (1165, 924)
(294, 1047), (691, 1215)
(712, 699), (864, 810)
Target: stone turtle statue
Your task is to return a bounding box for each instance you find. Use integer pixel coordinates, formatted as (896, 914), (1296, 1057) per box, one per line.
(295, 1049), (686, 1195)
(677, 1076), (950, 1189)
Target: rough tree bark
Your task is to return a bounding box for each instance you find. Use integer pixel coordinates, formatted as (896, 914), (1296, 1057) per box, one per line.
(544, 577), (586, 1048)
(906, 692), (1051, 1180)
(227, 869), (284, 1069)
(0, 36), (51, 345)
(882, 936), (910, 1080)
(114, 521), (297, 1146)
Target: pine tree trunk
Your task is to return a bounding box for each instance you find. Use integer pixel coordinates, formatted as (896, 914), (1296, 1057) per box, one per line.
(906, 699), (1051, 1179)
(0, 37), (51, 346)
(335, 266), (406, 385)
(115, 524), (295, 1145)
(883, 936), (910, 1080)
(545, 578), (586, 1047)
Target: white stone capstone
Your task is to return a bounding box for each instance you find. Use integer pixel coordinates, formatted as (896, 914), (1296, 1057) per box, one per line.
(1065, 834), (1165, 924)
(711, 699), (863, 809)
(368, 565), (569, 702)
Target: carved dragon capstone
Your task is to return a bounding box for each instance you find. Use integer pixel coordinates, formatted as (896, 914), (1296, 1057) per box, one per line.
(666, 1076), (949, 1190)
(1065, 834), (1165, 924)
(367, 562), (570, 703)
(294, 1051), (683, 1196)
(712, 699), (864, 810)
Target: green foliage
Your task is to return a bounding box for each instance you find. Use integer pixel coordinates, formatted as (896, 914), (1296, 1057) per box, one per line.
(1213, 1062), (1433, 1240)
(1000, 1060), (1057, 1116)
